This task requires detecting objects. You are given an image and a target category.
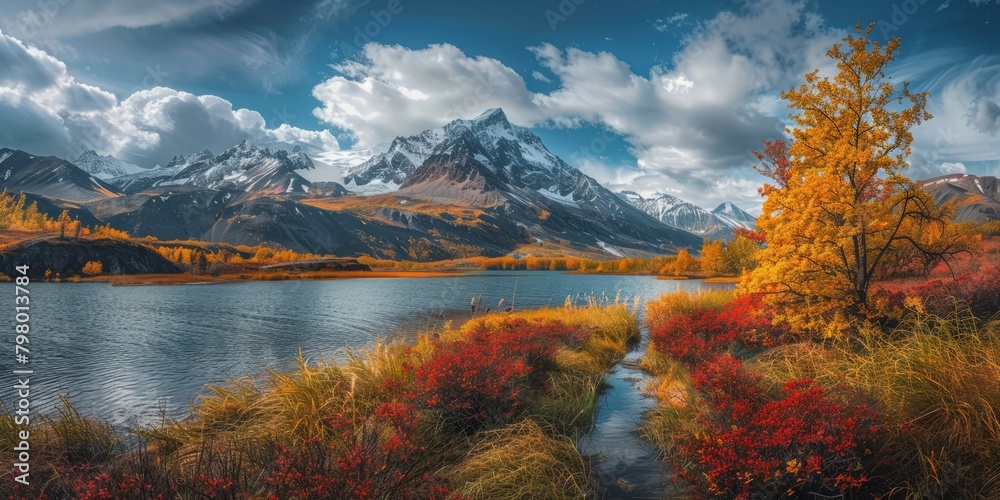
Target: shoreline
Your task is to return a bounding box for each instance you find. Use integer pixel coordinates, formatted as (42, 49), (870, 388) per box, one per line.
(74, 270), (466, 286)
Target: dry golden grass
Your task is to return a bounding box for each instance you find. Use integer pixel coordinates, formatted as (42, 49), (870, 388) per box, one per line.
(449, 420), (590, 499)
(302, 195), (486, 225)
(644, 289), (733, 331)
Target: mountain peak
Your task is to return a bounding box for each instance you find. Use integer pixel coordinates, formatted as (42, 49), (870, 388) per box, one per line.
(345, 107), (563, 193)
(472, 108), (507, 122)
(72, 149), (145, 179)
(710, 202), (755, 229)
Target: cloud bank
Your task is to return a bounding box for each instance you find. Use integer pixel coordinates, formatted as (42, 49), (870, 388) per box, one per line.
(0, 30), (338, 167)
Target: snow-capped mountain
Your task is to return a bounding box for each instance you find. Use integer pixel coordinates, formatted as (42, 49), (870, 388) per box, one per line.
(0, 148), (122, 202)
(711, 201), (756, 229)
(368, 109), (703, 254)
(619, 191), (753, 240)
(109, 141), (316, 195)
(72, 151), (147, 180)
(344, 108), (579, 196)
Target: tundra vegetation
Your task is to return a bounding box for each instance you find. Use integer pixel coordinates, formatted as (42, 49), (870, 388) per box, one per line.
(640, 25), (999, 499)
(1, 299), (639, 499)
(0, 23), (997, 500)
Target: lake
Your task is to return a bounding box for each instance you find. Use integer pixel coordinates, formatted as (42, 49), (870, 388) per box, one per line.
(2, 271), (732, 426)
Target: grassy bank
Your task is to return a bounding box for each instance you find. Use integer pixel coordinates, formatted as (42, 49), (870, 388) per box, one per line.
(1, 300), (639, 499)
(638, 289), (1000, 498)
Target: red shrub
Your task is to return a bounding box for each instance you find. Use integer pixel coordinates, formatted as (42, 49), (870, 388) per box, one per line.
(675, 356), (888, 499)
(415, 319), (582, 432)
(415, 339), (531, 432)
(873, 265), (1000, 322)
(650, 294), (779, 370)
(650, 309), (733, 369)
(716, 294), (779, 349)
(267, 402), (450, 499)
(690, 355), (765, 425)
(911, 266), (1000, 319)
(466, 318), (584, 376)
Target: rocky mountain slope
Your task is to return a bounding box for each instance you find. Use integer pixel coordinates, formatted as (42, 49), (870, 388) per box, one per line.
(345, 109), (702, 255)
(920, 174), (999, 223)
(0, 148), (122, 202)
(618, 191), (753, 240)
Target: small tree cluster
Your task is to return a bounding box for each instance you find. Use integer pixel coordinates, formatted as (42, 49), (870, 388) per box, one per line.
(0, 189), (50, 230)
(82, 261), (103, 276)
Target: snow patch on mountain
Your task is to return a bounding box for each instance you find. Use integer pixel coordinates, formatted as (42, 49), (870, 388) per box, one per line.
(537, 188), (579, 207)
(344, 109), (570, 193)
(620, 192), (753, 239)
(73, 150), (147, 179)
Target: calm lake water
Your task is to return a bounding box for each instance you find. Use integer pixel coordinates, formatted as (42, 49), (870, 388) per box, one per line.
(2, 271), (730, 455)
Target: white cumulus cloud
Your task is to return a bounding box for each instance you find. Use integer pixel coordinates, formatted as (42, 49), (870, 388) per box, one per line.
(309, 0), (844, 209)
(0, 29), (338, 167)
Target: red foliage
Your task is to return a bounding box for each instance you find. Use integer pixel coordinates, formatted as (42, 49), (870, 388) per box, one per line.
(733, 226), (766, 244)
(752, 139), (791, 197)
(266, 402), (453, 499)
(675, 356), (888, 499)
(648, 295), (887, 498)
(415, 319), (582, 432)
(873, 265), (1000, 320)
(650, 294), (777, 370)
(72, 470), (174, 500)
(415, 337), (531, 432)
(465, 319), (584, 376)
(651, 308), (734, 369)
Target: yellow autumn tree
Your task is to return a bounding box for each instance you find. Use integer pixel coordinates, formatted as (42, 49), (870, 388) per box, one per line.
(699, 239), (727, 277)
(662, 249), (700, 277)
(740, 24), (978, 335)
(57, 210), (72, 238)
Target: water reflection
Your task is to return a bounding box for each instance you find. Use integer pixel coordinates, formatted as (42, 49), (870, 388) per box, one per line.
(1, 272), (730, 429)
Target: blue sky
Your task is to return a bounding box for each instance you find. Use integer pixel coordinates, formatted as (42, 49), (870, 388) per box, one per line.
(1, 0), (997, 210)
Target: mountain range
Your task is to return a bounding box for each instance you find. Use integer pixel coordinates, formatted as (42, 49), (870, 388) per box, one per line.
(73, 151), (147, 180)
(617, 191), (755, 240)
(1, 109), (771, 259)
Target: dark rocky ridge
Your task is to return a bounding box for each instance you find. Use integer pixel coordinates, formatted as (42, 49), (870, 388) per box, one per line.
(0, 237), (182, 279)
(260, 258), (371, 272)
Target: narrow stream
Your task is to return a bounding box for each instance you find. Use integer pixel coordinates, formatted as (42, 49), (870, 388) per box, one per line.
(579, 326), (672, 499)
